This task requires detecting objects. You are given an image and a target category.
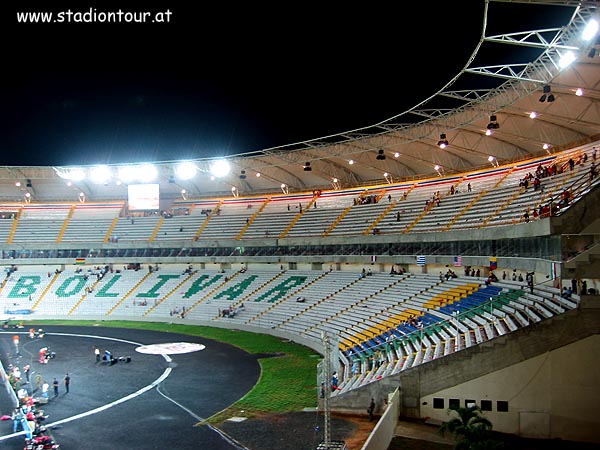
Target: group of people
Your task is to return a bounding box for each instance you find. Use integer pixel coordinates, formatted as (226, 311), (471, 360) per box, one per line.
(220, 303), (244, 318)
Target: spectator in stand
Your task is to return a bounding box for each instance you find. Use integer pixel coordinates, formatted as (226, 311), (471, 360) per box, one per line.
(590, 163), (597, 181)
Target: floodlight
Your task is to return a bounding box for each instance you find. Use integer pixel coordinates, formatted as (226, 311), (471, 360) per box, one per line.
(175, 161), (197, 180)
(138, 164), (158, 183)
(349, 159), (354, 165)
(559, 50), (576, 68)
(437, 133), (449, 148)
(575, 88), (583, 96)
(582, 18), (599, 41)
(540, 85), (554, 103)
(529, 111), (537, 119)
(58, 169), (85, 182)
(117, 166), (137, 184)
(211, 159), (230, 178)
(90, 165), (111, 184)
(487, 115), (499, 129)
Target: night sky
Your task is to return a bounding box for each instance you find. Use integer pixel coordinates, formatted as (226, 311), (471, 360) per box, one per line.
(0, 2), (568, 167)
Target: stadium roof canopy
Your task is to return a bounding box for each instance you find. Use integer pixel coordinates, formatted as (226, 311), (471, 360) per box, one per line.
(1, 0), (599, 204)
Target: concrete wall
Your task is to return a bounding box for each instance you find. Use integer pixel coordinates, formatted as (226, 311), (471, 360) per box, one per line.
(420, 335), (600, 443)
(360, 389), (400, 450)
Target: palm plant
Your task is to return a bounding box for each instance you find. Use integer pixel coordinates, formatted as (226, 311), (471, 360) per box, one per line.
(439, 405), (502, 450)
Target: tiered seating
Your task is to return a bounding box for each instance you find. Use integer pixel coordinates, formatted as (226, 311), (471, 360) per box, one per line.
(11, 205), (72, 243)
(0, 269), (59, 314)
(0, 265), (584, 396)
(33, 270), (99, 315)
(333, 278), (580, 393)
(144, 270), (231, 318)
(285, 192), (354, 238)
(75, 269), (150, 316)
(61, 203), (123, 242)
(0, 219), (14, 243)
(151, 215), (205, 241)
(222, 270), (323, 323)
(110, 216), (161, 241)
(245, 271), (358, 328)
(182, 270), (283, 321)
(242, 195), (312, 239)
(198, 199), (261, 240)
(108, 270), (190, 317)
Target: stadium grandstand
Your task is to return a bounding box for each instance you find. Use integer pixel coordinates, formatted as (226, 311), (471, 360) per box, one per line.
(0, 1), (599, 447)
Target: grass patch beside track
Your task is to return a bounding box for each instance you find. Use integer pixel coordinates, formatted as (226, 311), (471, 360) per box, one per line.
(21, 320), (321, 420)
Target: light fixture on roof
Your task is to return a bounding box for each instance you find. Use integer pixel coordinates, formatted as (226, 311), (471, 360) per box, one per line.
(485, 129), (492, 136)
(486, 115), (499, 130)
(239, 170), (247, 180)
(543, 143), (550, 150)
(539, 85), (555, 103)
(488, 156), (499, 168)
(376, 149), (386, 160)
(303, 162), (312, 172)
(90, 165), (112, 184)
(332, 178), (340, 190)
(348, 159), (355, 165)
(384, 172), (393, 184)
(15, 182), (21, 187)
(394, 152), (400, 158)
(437, 134), (449, 149)
(78, 192), (86, 203)
(181, 189), (188, 200)
(24, 192), (31, 203)
(210, 159), (230, 178)
(529, 111), (538, 119)
(255, 172), (261, 177)
(175, 161), (197, 180)
(582, 19), (599, 41)
(434, 165), (443, 176)
(575, 88), (584, 96)
(559, 50), (576, 68)
(231, 186), (239, 197)
(138, 164), (158, 183)
(280, 183), (288, 194)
